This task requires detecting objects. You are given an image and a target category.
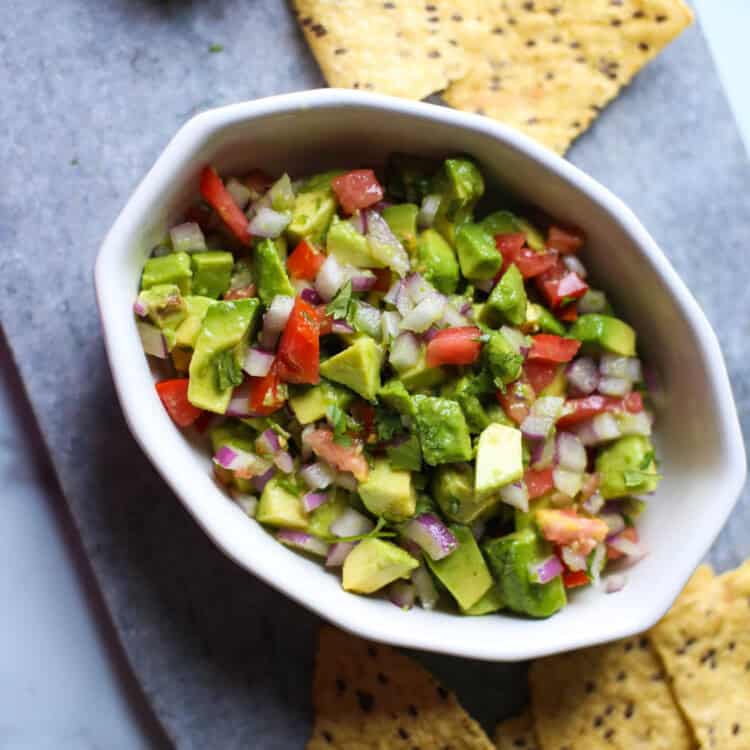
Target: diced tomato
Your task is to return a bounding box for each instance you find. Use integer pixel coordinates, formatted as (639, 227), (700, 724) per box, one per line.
(287, 240), (326, 281)
(556, 394), (643, 428)
(315, 306), (334, 336)
(425, 326), (482, 368)
(563, 569), (590, 589)
(496, 234), (558, 279)
(276, 298), (320, 385)
(248, 361), (286, 416)
(200, 166), (251, 245)
(244, 169), (274, 195)
(371, 268), (393, 293)
(547, 225), (584, 255)
(497, 378), (534, 426)
(524, 361), (559, 395)
(623, 392), (644, 413)
(331, 169), (384, 215)
(304, 428), (369, 481)
(557, 303), (578, 322)
(528, 334), (581, 363)
(536, 262), (588, 308)
(183, 202), (213, 232)
(155, 379), (203, 427)
(193, 411), (215, 434)
(223, 284), (257, 301)
(495, 232), (526, 256)
(607, 527), (639, 560)
(537, 508), (609, 547)
(525, 467), (555, 500)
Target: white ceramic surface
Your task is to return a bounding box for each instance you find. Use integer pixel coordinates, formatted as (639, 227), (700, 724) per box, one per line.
(94, 89), (745, 662)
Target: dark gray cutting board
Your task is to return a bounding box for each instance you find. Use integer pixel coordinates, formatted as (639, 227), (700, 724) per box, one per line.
(1, 1), (748, 747)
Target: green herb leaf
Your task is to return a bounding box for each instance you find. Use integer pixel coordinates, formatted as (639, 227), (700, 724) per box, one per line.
(326, 280), (353, 321)
(214, 349), (244, 391)
(639, 450), (656, 471)
(374, 407), (403, 443)
(327, 404), (355, 446)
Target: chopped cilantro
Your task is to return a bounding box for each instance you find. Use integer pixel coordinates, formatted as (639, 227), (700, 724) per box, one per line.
(327, 404), (355, 446)
(326, 280), (353, 321)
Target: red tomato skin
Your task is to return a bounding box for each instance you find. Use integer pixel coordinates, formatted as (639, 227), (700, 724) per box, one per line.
(556, 394), (643, 428)
(524, 361), (559, 395)
(496, 234), (558, 279)
(425, 326), (482, 368)
(525, 467), (555, 500)
(276, 298), (320, 385)
(200, 166), (251, 245)
(249, 362), (285, 416)
(536, 263), (588, 308)
(528, 334), (581, 363)
(331, 170), (384, 215)
(563, 569), (590, 589)
(371, 268), (393, 292)
(547, 225), (585, 254)
(155, 379), (203, 427)
(557, 303), (578, 322)
(287, 240), (325, 281)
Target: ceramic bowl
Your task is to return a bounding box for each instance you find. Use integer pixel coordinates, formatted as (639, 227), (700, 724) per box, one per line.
(95, 89), (745, 661)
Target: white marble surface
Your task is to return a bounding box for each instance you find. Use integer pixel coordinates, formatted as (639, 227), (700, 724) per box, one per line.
(0, 4), (747, 748)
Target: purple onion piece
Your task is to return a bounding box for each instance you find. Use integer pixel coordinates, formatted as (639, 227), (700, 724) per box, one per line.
(274, 450), (294, 474)
(302, 491), (329, 513)
(214, 445), (239, 469)
(528, 555), (564, 584)
(325, 541), (355, 567)
(276, 530), (329, 557)
(300, 287), (323, 305)
(252, 466), (276, 493)
(402, 514), (458, 561)
(388, 580), (415, 611)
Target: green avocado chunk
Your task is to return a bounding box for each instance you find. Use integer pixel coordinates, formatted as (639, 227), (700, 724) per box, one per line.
(485, 330), (524, 386)
(385, 153), (437, 203)
(400, 350), (448, 392)
(287, 191), (337, 244)
(378, 379), (416, 417)
(432, 158), (485, 245)
(307, 492), (349, 539)
(463, 585), (505, 615)
(137, 284), (187, 331)
(455, 223), (502, 281)
(414, 396), (472, 466)
(441, 374), (491, 434)
(319, 336), (384, 402)
(254, 238), (295, 305)
(426, 524), (493, 610)
(432, 463), (493, 524)
(484, 528), (567, 618)
(289, 380), (354, 425)
(383, 204), (419, 253)
(342, 538), (419, 594)
(174, 296), (214, 349)
(256, 476), (308, 530)
(187, 298), (260, 413)
(386, 434), (422, 472)
(596, 435), (660, 499)
(414, 229), (460, 294)
(358, 458), (416, 521)
(479, 211), (545, 251)
(297, 169), (346, 195)
(327, 216), (384, 268)
(141, 252), (192, 294)
(190, 251), (234, 299)
(526, 302), (566, 335)
(475, 423), (524, 502)
(483, 263), (527, 327)
(569, 313), (636, 357)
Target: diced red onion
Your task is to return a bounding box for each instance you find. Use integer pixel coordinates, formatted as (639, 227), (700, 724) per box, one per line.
(608, 532), (647, 563)
(302, 491), (329, 513)
(300, 462), (335, 490)
(600, 512), (626, 536)
(226, 381), (253, 417)
(384, 278), (404, 306)
(330, 507), (374, 538)
(575, 413), (622, 446)
(352, 302), (382, 337)
(388, 580), (416, 610)
(325, 541), (355, 567)
(531, 435), (556, 470)
(213, 445), (238, 469)
(412, 564), (439, 610)
(348, 270), (376, 292)
(315, 255), (346, 302)
(259, 294), (294, 350)
(137, 322), (168, 359)
(274, 450), (294, 474)
(389, 332), (421, 372)
(600, 354), (642, 382)
(475, 278), (495, 293)
(553, 467), (584, 498)
(500, 481), (529, 512)
(577, 289), (607, 314)
(423, 326), (439, 342)
(366, 210), (410, 277)
(404, 272), (436, 305)
(561, 546), (587, 572)
(333, 471), (358, 493)
(276, 530), (329, 557)
(349, 211), (366, 235)
(440, 303), (469, 328)
(583, 491), (605, 514)
(300, 286), (323, 305)
(562, 254), (587, 278)
(332, 320), (355, 335)
(521, 415), (555, 441)
(556, 432), (587, 473)
(371, 200), (393, 213)
(133, 298), (148, 317)
(460, 301), (473, 316)
(598, 376), (632, 397)
(381, 310), (402, 341)
(590, 543), (607, 585)
(400, 292), (446, 333)
(566, 357), (599, 395)
(170, 221), (206, 253)
(400, 538), (422, 558)
(213, 446), (271, 477)
(617, 411), (652, 437)
(229, 489), (258, 518)
(528, 555), (564, 584)
(256, 428), (281, 455)
(532, 396), (565, 419)
(402, 514), (458, 561)
(605, 573), (627, 593)
(417, 194), (441, 229)
(225, 178), (252, 210)
(252, 466), (276, 493)
(243, 347), (274, 377)
(248, 206), (290, 238)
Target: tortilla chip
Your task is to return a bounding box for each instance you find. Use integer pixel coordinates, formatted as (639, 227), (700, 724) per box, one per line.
(530, 632), (693, 749)
(494, 709), (539, 750)
(307, 626), (494, 749)
(651, 560), (750, 749)
(443, 0), (694, 153)
(292, 0), (467, 100)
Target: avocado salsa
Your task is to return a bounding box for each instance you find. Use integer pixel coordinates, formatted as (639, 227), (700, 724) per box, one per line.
(135, 155), (660, 618)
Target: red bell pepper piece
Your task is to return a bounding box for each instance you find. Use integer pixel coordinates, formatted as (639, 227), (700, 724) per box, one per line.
(200, 166), (251, 245)
(155, 379), (203, 427)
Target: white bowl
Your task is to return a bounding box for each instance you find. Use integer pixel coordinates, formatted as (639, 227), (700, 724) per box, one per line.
(95, 90), (745, 661)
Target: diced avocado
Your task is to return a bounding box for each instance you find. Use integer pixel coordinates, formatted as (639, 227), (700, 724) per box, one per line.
(319, 336), (384, 402)
(441, 374), (490, 434)
(514, 217), (545, 251)
(463, 585), (505, 615)
(400, 350), (448, 392)
(538, 366), (567, 397)
(210, 420), (257, 454)
(514, 492), (554, 531)
(289, 381), (354, 425)
(485, 330), (523, 386)
(432, 158), (485, 245)
(484, 528), (566, 618)
(483, 263), (527, 326)
(137, 284), (187, 331)
(385, 153), (437, 203)
(254, 238), (295, 305)
(327, 217), (384, 268)
(267, 173), (296, 212)
(141, 252), (192, 294)
(386, 434), (422, 472)
(596, 435), (660, 499)
(297, 169), (346, 195)
(414, 396), (472, 466)
(287, 191), (337, 244)
(569, 314), (636, 357)
(414, 229), (460, 294)
(358, 458), (416, 521)
(455, 223), (502, 281)
(378, 379), (415, 417)
(475, 424), (524, 502)
(274, 235), (288, 262)
(175, 296), (215, 349)
(479, 210), (544, 251)
(190, 251), (234, 299)
(256, 477), (308, 530)
(526, 302), (566, 336)
(433, 463), (492, 524)
(383, 204), (419, 253)
(187, 299), (260, 413)
(425, 524), (493, 610)
(342, 538), (419, 594)
(307, 492), (349, 538)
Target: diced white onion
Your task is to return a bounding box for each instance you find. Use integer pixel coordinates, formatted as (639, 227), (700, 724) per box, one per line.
(259, 295), (294, 350)
(389, 332), (421, 372)
(500, 481), (529, 512)
(400, 292), (446, 333)
(552, 467), (584, 498)
(170, 222), (206, 254)
(598, 376), (632, 397)
(137, 322), (168, 359)
(226, 178), (252, 210)
(418, 194), (441, 229)
(248, 207), (290, 239)
(315, 254), (346, 302)
(243, 348), (274, 377)
(330, 508), (374, 538)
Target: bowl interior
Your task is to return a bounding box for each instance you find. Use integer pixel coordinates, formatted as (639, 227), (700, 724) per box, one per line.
(100, 94), (744, 660)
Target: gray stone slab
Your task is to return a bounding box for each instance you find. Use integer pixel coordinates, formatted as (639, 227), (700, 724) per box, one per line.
(0, 1), (747, 747)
